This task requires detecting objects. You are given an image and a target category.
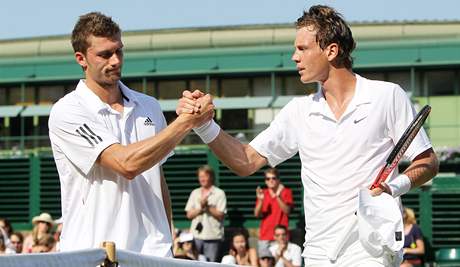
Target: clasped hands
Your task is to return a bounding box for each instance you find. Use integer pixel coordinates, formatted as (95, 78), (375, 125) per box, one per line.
(176, 90), (214, 128)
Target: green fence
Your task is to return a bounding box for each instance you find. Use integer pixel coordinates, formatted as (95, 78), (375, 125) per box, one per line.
(0, 148), (459, 254)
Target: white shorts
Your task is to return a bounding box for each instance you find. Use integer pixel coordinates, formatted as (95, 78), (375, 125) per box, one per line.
(304, 231), (402, 267)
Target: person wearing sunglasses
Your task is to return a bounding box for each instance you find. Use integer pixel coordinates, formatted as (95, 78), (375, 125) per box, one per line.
(254, 168), (293, 252)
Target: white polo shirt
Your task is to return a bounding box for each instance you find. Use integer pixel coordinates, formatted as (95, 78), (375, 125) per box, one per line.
(269, 242), (302, 267)
(48, 80), (173, 256)
(250, 74), (432, 259)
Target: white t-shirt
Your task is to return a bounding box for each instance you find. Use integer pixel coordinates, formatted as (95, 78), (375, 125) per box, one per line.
(269, 242), (302, 267)
(48, 80), (173, 256)
(250, 74), (432, 259)
(185, 186), (227, 240)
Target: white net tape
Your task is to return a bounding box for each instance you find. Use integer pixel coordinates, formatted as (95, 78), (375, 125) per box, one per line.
(0, 248), (235, 267)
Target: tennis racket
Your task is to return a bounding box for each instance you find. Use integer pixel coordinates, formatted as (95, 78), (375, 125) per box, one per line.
(327, 105), (431, 261)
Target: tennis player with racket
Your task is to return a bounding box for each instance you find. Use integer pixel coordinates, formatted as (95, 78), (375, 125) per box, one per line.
(177, 5), (438, 267)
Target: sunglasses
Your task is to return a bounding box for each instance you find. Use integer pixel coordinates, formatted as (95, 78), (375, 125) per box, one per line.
(265, 176), (278, 181)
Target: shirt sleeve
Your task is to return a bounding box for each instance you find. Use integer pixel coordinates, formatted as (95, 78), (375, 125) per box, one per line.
(48, 101), (119, 176)
(250, 99), (300, 167)
(216, 190), (227, 214)
(291, 244), (302, 266)
(185, 190), (196, 211)
(282, 188), (294, 207)
(412, 224), (423, 241)
(387, 85), (432, 161)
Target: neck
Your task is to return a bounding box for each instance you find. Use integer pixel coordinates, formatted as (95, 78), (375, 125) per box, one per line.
(321, 69), (356, 103)
(85, 78), (122, 105)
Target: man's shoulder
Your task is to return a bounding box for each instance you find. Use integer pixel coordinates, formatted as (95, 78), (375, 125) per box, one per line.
(49, 91), (84, 121)
(288, 242), (301, 251)
(359, 75), (401, 93)
(212, 186), (226, 195)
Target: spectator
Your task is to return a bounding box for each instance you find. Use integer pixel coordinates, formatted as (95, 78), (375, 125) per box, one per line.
(174, 232), (207, 261)
(0, 231), (5, 254)
(269, 225), (301, 267)
(221, 230), (258, 266)
(185, 165), (227, 262)
(52, 217), (63, 252)
(254, 168), (293, 251)
(9, 232), (24, 254)
(401, 208), (425, 267)
(0, 218), (13, 238)
(23, 213), (54, 253)
(259, 248), (276, 267)
(31, 234), (55, 253)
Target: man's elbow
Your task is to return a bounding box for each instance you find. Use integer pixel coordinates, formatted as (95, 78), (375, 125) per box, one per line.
(429, 153), (440, 179)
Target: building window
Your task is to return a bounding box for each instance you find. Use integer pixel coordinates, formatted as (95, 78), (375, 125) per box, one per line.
(283, 75), (317, 95)
(38, 85), (66, 104)
(157, 80), (186, 99)
(425, 70), (456, 96)
(9, 85), (35, 105)
(220, 78), (250, 97)
(0, 87), (6, 105)
(387, 71), (411, 92)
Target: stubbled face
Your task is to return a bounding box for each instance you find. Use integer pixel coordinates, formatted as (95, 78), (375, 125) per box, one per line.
(291, 26), (330, 84)
(198, 171), (212, 188)
(77, 34), (124, 87)
(233, 234), (247, 253)
(264, 173), (280, 190)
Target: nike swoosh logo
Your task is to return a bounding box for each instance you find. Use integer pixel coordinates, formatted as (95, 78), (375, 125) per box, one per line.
(354, 117), (367, 124)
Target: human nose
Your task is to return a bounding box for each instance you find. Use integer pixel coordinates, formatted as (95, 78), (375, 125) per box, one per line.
(291, 50), (300, 63)
(110, 52), (122, 66)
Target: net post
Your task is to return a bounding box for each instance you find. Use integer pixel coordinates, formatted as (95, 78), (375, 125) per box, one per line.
(101, 241), (118, 267)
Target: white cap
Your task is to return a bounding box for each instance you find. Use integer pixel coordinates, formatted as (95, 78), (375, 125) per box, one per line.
(179, 232), (194, 243)
(357, 188), (404, 257)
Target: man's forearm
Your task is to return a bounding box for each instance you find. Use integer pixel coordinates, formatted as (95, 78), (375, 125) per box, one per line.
(404, 148), (439, 188)
(276, 196), (291, 215)
(208, 131), (267, 177)
(207, 206), (225, 221)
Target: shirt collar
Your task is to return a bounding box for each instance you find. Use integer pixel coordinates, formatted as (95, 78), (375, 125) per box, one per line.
(75, 80), (138, 114)
(307, 74), (371, 116)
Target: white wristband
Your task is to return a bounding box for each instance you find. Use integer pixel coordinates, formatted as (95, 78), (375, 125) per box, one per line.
(385, 174), (412, 198)
(193, 120), (220, 144)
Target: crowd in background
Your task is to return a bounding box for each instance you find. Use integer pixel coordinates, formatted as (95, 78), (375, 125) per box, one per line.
(0, 213), (62, 255)
(0, 166), (426, 267)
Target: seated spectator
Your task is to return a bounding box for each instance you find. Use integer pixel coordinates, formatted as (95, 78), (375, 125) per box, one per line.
(0, 231), (5, 254)
(52, 217), (63, 252)
(221, 229), (258, 266)
(174, 232), (207, 261)
(0, 218), (13, 238)
(259, 248), (276, 267)
(31, 234), (55, 253)
(269, 225), (301, 267)
(23, 213), (54, 253)
(401, 207), (425, 267)
(8, 232), (24, 254)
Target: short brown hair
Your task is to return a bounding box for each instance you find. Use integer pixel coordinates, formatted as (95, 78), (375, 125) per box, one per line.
(296, 5), (356, 69)
(71, 12), (121, 54)
(197, 165), (215, 183)
(264, 167), (279, 178)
